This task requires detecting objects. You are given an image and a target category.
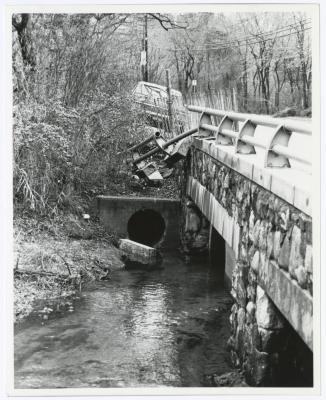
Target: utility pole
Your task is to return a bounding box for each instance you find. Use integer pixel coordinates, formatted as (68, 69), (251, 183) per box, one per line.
(141, 14), (149, 82)
(166, 69), (174, 134)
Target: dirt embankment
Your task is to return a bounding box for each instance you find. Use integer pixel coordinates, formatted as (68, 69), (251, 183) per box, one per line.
(14, 213), (125, 322)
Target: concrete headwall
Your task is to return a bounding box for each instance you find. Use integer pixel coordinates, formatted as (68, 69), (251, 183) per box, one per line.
(97, 196), (181, 249)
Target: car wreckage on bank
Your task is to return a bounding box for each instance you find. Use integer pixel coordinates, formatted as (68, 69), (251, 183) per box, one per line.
(133, 81), (187, 131)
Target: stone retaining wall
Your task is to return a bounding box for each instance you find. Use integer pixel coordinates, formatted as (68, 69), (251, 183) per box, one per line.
(181, 145), (313, 386)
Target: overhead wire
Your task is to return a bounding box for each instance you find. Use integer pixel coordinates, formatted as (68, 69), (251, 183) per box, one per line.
(217, 16), (311, 37)
(218, 18), (311, 33)
(167, 26), (312, 53)
(165, 19), (311, 53)
(202, 18), (311, 48)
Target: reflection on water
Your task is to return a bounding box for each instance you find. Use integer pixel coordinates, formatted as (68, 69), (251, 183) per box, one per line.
(14, 252), (233, 388)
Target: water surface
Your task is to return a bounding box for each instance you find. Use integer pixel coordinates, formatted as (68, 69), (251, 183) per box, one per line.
(15, 252), (233, 388)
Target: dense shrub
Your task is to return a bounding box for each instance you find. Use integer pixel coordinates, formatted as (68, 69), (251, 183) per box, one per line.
(13, 93), (147, 214)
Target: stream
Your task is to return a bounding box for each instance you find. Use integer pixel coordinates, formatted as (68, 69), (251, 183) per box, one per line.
(14, 251), (234, 388)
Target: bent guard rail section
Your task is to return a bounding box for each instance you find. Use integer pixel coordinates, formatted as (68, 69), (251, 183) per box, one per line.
(188, 105), (312, 168)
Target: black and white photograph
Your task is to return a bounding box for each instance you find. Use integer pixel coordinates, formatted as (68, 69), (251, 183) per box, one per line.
(2, 1), (323, 396)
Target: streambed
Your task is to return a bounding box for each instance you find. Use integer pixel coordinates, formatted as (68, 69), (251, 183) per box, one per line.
(15, 252), (236, 388)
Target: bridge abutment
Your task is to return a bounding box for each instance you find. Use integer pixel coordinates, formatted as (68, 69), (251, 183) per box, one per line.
(181, 141), (313, 386)
(229, 259), (290, 385)
(180, 199), (210, 257)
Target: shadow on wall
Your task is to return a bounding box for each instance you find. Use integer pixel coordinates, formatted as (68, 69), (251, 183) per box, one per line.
(127, 209), (166, 247)
(209, 226), (226, 281)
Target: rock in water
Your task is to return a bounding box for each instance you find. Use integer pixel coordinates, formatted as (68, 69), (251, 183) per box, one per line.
(119, 239), (162, 269)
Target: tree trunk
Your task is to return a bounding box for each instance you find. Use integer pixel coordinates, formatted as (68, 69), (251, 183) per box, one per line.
(12, 14), (36, 70)
(274, 67), (280, 110)
(301, 61), (308, 109)
(274, 90), (280, 110)
(242, 59), (248, 111)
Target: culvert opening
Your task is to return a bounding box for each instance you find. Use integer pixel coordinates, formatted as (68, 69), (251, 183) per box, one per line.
(127, 209), (166, 246)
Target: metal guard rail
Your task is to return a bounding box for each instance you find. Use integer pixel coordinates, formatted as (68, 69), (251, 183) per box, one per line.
(188, 105), (312, 168)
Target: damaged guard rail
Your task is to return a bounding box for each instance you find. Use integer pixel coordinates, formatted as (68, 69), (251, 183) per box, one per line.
(188, 105), (312, 168)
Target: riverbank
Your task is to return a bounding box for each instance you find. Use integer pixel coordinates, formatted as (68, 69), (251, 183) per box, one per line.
(14, 212), (125, 322)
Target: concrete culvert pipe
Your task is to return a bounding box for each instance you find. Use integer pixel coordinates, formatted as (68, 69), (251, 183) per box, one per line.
(127, 209), (166, 246)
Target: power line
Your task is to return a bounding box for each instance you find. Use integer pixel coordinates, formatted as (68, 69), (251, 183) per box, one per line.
(217, 17), (311, 39)
(185, 18), (310, 52)
(203, 18), (311, 48)
(167, 26), (311, 53)
(169, 22), (311, 52)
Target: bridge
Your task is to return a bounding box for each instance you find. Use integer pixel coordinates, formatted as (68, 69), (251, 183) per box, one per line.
(181, 105), (313, 385)
(97, 104), (313, 386)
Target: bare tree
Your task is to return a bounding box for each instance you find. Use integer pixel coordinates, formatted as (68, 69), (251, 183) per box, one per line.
(293, 14), (311, 109)
(244, 15), (279, 113)
(12, 13), (36, 69)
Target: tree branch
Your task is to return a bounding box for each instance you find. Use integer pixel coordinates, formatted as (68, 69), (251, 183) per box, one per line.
(148, 13), (187, 31)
